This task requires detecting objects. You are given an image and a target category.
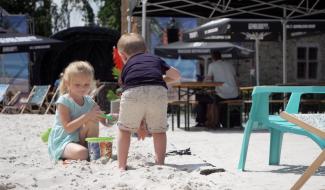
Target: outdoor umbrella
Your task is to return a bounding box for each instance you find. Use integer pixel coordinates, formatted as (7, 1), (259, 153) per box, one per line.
(34, 26), (120, 86)
(0, 30), (63, 54)
(183, 18), (281, 85)
(183, 18), (281, 42)
(155, 41), (253, 75)
(183, 18), (325, 42)
(183, 18), (325, 85)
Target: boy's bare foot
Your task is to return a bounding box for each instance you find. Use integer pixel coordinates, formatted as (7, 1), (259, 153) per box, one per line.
(119, 166), (127, 171)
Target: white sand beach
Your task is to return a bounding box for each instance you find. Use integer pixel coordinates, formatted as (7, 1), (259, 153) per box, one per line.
(0, 114), (324, 190)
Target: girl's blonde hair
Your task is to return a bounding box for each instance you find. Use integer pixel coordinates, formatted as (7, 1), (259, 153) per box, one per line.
(59, 61), (95, 95)
(117, 33), (146, 56)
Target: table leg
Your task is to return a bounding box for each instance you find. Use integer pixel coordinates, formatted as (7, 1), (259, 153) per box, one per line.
(186, 88), (190, 130)
(177, 87), (181, 129)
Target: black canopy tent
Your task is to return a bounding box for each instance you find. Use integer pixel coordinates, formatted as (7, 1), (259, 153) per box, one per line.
(0, 28), (63, 90)
(131, 0), (325, 85)
(0, 29), (63, 54)
(34, 26), (120, 86)
(155, 41), (253, 75)
(183, 18), (282, 42)
(132, 0), (325, 20)
(155, 41), (253, 59)
(183, 18), (325, 42)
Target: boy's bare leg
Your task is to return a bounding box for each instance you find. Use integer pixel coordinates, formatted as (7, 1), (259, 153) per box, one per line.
(152, 132), (167, 165)
(118, 128), (131, 170)
(137, 120), (148, 140)
(79, 121), (99, 146)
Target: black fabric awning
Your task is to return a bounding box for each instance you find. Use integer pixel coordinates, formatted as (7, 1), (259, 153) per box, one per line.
(132, 0), (325, 20)
(0, 31), (63, 54)
(183, 18), (325, 42)
(155, 41), (253, 60)
(183, 18), (281, 42)
(155, 40), (253, 75)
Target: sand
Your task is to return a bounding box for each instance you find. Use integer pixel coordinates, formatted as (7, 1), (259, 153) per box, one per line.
(0, 114), (324, 190)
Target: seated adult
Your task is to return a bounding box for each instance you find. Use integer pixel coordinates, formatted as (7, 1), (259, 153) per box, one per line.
(53, 72), (63, 90)
(195, 50), (239, 128)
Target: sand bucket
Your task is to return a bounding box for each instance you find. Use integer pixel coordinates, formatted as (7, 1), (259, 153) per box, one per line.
(86, 137), (114, 161)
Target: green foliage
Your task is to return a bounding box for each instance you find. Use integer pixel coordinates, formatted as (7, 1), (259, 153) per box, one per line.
(0, 0), (52, 36)
(112, 67), (121, 80)
(106, 89), (119, 101)
(53, 0), (121, 31)
(52, 0), (96, 32)
(96, 0), (121, 31)
(1, 0), (121, 35)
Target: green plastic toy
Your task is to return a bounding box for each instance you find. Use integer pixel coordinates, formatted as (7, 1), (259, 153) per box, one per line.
(41, 128), (52, 143)
(101, 113), (114, 121)
(85, 136), (114, 143)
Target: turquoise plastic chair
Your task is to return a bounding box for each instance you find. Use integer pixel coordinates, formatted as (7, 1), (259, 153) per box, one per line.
(238, 86), (325, 171)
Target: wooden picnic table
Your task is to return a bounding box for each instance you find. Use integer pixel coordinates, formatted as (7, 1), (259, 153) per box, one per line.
(171, 81), (223, 130)
(277, 81), (325, 86)
(172, 81), (224, 89)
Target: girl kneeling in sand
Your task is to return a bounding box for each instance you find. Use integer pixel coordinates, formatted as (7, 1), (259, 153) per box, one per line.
(48, 61), (105, 161)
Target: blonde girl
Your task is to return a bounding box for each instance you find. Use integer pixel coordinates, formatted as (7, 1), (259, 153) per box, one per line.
(48, 61), (104, 161)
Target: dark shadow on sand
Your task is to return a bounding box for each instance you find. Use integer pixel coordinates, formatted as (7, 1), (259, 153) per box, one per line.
(173, 126), (269, 134)
(244, 165), (325, 176)
(164, 163), (212, 172)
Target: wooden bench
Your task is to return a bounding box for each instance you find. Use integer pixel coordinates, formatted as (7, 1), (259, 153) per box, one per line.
(219, 99), (243, 128)
(168, 100), (197, 131)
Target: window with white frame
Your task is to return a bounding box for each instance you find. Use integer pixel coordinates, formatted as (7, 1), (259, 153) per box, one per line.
(296, 46), (318, 80)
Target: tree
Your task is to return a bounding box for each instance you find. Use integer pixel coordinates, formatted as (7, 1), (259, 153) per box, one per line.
(52, 0), (120, 32)
(1, 0), (121, 35)
(96, 0), (121, 31)
(0, 0), (52, 36)
(52, 0), (95, 33)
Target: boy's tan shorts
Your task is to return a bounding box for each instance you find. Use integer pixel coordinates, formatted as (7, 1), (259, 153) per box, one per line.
(117, 85), (168, 133)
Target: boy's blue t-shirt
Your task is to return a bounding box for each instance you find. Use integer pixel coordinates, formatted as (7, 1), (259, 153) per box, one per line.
(121, 53), (171, 92)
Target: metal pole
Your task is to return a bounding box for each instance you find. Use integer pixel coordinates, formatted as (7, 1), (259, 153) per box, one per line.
(127, 15), (131, 33)
(282, 20), (287, 84)
(199, 56), (209, 76)
(255, 37), (260, 86)
(0, 55), (4, 83)
(282, 9), (287, 84)
(126, 0), (131, 33)
(141, 0), (147, 39)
